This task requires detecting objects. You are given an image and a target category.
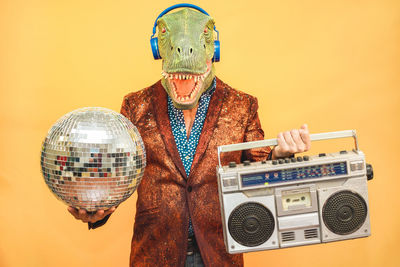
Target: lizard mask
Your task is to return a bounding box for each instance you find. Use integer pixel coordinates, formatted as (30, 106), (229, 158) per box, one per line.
(156, 8), (216, 110)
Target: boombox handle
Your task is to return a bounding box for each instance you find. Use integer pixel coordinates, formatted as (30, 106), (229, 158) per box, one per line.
(217, 130), (359, 169)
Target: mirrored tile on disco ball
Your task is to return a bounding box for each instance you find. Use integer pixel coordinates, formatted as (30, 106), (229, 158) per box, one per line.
(40, 107), (146, 211)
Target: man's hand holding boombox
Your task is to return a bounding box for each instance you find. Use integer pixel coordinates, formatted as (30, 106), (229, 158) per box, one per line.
(271, 124), (311, 159)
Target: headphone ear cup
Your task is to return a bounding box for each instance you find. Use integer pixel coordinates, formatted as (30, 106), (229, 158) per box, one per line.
(150, 37), (161, 60)
(212, 40), (220, 62)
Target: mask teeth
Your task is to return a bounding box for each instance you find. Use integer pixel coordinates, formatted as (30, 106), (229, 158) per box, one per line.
(189, 83), (199, 100)
(164, 68), (210, 81)
(171, 79), (201, 103)
(171, 83), (177, 98)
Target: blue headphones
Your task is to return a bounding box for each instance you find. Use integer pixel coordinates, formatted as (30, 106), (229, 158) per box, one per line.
(150, 3), (220, 62)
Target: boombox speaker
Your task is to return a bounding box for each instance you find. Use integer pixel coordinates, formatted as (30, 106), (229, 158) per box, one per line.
(217, 130), (373, 254)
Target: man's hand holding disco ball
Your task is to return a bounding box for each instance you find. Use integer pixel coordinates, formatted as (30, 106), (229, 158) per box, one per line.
(67, 206), (117, 223)
(40, 107), (146, 226)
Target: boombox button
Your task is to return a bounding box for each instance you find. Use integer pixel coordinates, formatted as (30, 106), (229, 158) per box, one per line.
(223, 178), (238, 187)
(229, 162), (237, 168)
(284, 158), (290, 163)
(278, 159), (284, 164)
(296, 156), (303, 162)
(340, 150), (347, 154)
(272, 160), (278, 165)
(303, 155), (310, 161)
(319, 153), (326, 157)
(290, 157), (296, 163)
(350, 160), (364, 171)
(243, 160), (251, 166)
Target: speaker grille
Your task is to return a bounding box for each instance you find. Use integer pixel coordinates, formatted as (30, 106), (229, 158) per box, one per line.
(322, 190), (367, 235)
(228, 202), (275, 247)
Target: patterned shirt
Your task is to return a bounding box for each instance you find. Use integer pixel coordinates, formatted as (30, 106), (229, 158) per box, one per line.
(167, 78), (216, 236)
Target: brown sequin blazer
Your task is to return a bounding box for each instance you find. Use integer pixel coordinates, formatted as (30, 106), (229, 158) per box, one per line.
(94, 77), (271, 266)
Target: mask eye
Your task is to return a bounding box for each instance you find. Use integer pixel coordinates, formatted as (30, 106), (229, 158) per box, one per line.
(204, 27), (208, 33)
(161, 27), (166, 33)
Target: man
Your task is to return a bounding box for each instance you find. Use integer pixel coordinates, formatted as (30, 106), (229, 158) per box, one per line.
(68, 5), (311, 266)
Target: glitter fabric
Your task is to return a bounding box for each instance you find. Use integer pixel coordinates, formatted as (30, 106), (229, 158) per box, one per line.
(40, 107), (146, 212)
(167, 78), (216, 236)
(118, 77), (271, 266)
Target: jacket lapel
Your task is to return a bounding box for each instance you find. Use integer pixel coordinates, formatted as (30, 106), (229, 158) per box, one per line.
(152, 77), (225, 181)
(189, 77), (225, 179)
(152, 81), (188, 180)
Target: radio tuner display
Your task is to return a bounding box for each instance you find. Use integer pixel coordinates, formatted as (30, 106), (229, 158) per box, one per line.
(241, 162), (347, 187)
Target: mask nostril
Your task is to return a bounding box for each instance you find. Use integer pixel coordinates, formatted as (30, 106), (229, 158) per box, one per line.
(190, 48), (193, 54)
(177, 47), (181, 53)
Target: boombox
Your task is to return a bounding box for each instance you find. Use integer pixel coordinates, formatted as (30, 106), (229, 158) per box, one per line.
(217, 130), (373, 254)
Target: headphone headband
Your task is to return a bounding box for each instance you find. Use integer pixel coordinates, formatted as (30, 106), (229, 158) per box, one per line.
(152, 3), (210, 36)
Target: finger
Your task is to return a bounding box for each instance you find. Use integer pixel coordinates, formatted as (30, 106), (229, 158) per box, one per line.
(78, 208), (89, 222)
(283, 131), (297, 153)
(78, 208), (87, 217)
(68, 206), (79, 219)
(290, 129), (305, 152)
(299, 124), (311, 150)
(91, 209), (105, 222)
(104, 206), (116, 216)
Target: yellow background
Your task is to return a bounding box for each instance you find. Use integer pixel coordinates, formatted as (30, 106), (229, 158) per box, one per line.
(0, 0), (399, 266)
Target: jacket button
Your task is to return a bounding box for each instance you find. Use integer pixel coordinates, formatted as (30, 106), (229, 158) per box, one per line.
(187, 186), (192, 192)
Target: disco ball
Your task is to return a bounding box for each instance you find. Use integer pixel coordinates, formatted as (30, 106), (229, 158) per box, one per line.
(40, 107), (146, 211)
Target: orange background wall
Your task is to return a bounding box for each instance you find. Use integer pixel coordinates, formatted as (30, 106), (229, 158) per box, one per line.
(0, 0), (399, 266)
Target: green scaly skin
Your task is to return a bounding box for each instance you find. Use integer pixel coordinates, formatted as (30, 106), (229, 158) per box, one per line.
(157, 8), (216, 110)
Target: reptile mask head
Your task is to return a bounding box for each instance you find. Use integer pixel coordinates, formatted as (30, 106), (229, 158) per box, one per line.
(156, 8), (216, 110)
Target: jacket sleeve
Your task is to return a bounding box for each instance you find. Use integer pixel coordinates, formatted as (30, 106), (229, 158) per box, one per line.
(242, 96), (273, 162)
(87, 96), (132, 230)
(88, 214), (112, 230)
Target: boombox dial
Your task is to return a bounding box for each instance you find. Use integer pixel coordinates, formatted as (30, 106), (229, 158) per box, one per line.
(322, 190), (368, 235)
(228, 202), (275, 247)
